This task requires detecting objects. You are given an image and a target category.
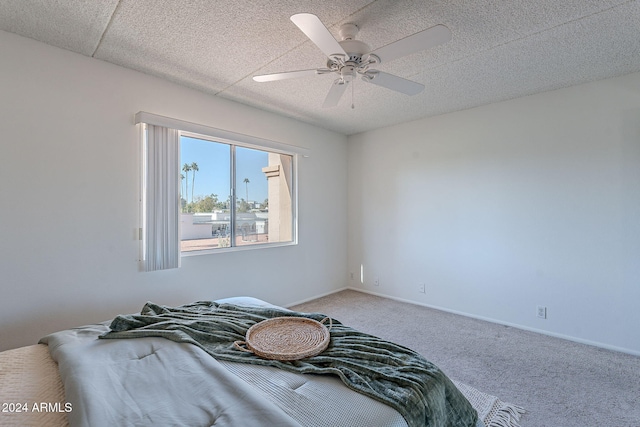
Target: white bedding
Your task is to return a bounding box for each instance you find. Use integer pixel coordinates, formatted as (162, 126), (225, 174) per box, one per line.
(44, 324), (303, 426)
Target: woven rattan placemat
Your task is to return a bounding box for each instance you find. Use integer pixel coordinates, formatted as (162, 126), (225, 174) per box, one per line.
(235, 317), (331, 360)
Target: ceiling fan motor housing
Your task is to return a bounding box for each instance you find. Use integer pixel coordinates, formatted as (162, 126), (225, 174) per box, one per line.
(328, 37), (379, 77)
(339, 39), (369, 63)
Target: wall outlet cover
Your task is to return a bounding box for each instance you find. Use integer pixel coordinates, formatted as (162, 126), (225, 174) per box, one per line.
(537, 305), (547, 319)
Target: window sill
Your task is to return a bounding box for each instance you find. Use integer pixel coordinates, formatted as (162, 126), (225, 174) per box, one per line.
(180, 240), (297, 257)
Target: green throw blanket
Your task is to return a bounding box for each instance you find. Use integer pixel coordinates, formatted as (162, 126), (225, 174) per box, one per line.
(100, 301), (477, 427)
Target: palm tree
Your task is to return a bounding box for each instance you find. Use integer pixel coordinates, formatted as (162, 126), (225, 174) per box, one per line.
(180, 173), (186, 212)
(243, 178), (250, 205)
(182, 163), (192, 204)
(190, 162), (199, 204)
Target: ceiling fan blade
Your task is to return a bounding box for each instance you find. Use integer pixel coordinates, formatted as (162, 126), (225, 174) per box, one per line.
(291, 13), (347, 59)
(371, 25), (451, 64)
(253, 69), (320, 82)
(363, 71), (424, 96)
(322, 79), (349, 108)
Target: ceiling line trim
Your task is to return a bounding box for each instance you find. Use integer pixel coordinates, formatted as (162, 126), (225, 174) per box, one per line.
(91, 0), (122, 57)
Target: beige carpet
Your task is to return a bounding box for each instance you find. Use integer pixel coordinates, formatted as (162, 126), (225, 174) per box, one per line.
(282, 291), (527, 426)
(290, 289), (640, 427)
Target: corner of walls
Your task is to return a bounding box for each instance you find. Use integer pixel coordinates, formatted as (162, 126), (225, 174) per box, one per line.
(346, 71), (640, 355)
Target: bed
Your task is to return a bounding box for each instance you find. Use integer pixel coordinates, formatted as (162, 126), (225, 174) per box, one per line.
(0, 297), (483, 427)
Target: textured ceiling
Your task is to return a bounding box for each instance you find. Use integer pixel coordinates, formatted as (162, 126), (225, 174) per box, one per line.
(2, 0), (639, 135)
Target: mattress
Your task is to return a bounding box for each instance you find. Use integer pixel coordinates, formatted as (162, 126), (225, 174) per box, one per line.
(0, 297), (406, 426)
(0, 297), (482, 427)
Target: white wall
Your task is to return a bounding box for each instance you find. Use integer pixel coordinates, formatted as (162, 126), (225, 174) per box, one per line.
(348, 72), (640, 355)
(0, 30), (348, 351)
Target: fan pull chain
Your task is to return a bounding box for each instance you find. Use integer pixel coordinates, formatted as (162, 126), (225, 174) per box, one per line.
(351, 78), (355, 109)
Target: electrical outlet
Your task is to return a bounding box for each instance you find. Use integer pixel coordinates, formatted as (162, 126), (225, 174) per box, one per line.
(419, 283), (426, 293)
(537, 305), (547, 319)
(374, 277), (380, 286)
(349, 272), (354, 280)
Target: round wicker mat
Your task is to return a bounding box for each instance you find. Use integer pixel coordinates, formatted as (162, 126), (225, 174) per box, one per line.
(234, 317), (331, 361)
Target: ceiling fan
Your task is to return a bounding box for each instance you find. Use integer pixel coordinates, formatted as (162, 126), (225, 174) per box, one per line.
(253, 13), (452, 108)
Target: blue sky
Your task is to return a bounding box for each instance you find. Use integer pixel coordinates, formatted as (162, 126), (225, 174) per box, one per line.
(180, 136), (268, 204)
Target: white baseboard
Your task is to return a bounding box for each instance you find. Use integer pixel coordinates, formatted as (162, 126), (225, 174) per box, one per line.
(345, 287), (640, 357)
(284, 287), (349, 308)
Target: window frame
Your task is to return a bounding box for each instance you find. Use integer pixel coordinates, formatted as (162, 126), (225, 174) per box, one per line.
(179, 130), (299, 256)
(135, 112), (309, 259)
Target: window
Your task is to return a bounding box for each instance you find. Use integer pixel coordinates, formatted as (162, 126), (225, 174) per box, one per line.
(137, 112), (307, 269)
(180, 133), (294, 253)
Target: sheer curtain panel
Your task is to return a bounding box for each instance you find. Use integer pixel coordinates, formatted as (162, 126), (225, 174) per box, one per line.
(142, 124), (180, 271)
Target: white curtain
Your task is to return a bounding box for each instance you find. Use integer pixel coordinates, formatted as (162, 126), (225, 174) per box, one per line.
(142, 124), (180, 271)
